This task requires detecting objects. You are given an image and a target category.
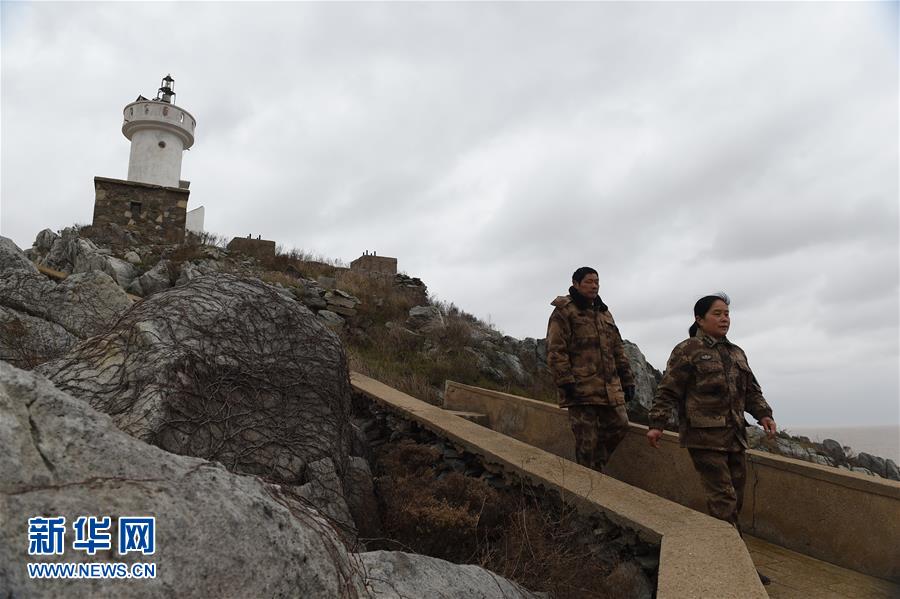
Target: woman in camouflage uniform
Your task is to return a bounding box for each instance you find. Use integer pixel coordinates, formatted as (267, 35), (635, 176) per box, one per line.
(646, 293), (776, 530)
(647, 293), (777, 585)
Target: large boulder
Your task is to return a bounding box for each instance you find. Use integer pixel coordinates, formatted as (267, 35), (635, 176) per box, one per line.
(854, 452), (887, 478)
(0, 363), (365, 598)
(821, 438), (846, 463)
(358, 551), (543, 599)
(1, 235), (39, 273)
(0, 269), (131, 339)
(622, 340), (660, 417)
(0, 307), (77, 369)
(127, 259), (174, 297)
(37, 274), (354, 490)
(30, 228), (137, 289)
(407, 305), (445, 333)
(0, 238), (131, 348)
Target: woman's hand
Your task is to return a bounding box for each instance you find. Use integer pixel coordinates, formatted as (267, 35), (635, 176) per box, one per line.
(647, 428), (664, 448)
(760, 416), (777, 439)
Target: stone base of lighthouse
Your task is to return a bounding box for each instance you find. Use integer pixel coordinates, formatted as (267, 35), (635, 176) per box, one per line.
(91, 176), (189, 244)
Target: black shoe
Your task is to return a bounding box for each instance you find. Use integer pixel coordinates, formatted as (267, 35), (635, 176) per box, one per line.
(758, 571), (772, 586)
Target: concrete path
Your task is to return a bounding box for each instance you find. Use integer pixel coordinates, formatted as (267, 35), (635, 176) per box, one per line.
(746, 535), (900, 599)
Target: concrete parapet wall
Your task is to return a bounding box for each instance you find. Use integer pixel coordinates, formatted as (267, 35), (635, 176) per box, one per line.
(443, 381), (900, 582)
(353, 373), (767, 599)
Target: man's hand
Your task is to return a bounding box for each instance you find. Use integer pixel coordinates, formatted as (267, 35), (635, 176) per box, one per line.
(760, 417), (777, 439)
(647, 428), (663, 449)
(624, 385), (635, 403)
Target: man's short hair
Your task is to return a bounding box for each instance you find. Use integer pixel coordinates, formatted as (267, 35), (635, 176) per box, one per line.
(572, 267), (598, 283)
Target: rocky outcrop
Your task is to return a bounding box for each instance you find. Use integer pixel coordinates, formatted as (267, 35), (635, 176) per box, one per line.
(622, 340), (661, 421)
(127, 259), (173, 297)
(1, 235), (39, 273)
(29, 228), (138, 289)
(37, 274), (353, 490)
(0, 268), (131, 340)
(2, 363), (543, 598)
(0, 238), (131, 367)
(1, 364), (364, 599)
(407, 305), (445, 333)
(359, 551), (542, 599)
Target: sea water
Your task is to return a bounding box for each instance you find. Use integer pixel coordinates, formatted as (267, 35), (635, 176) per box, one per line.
(787, 425), (900, 463)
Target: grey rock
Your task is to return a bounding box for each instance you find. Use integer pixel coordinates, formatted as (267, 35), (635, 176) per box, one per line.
(885, 459), (900, 481)
(127, 259), (173, 297)
(0, 236), (39, 273)
(851, 467), (873, 476)
(359, 550), (542, 599)
(297, 457), (356, 541)
(407, 305), (445, 332)
(810, 454), (832, 467)
(0, 306), (77, 368)
(71, 238), (138, 289)
(176, 261), (203, 286)
(0, 363), (364, 599)
(821, 438), (846, 462)
(855, 452), (886, 478)
(344, 456), (382, 541)
(124, 250), (142, 265)
(327, 304), (358, 317)
(324, 291), (359, 310)
(0, 269), (131, 339)
(34, 228), (59, 253)
(317, 309), (345, 329)
(37, 274), (353, 488)
(623, 340), (659, 415)
(497, 351), (528, 385)
(317, 275), (336, 289)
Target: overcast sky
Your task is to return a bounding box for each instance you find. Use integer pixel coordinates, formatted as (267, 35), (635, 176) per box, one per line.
(2, 2), (897, 429)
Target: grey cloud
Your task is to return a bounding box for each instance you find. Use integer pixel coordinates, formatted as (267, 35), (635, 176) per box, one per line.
(2, 2), (896, 428)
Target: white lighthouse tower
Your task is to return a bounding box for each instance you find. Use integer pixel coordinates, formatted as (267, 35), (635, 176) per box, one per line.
(122, 74), (196, 188)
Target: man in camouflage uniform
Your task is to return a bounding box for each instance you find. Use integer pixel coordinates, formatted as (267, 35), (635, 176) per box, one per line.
(647, 294), (776, 531)
(547, 267), (635, 472)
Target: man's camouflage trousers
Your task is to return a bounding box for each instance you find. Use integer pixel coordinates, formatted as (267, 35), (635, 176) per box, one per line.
(567, 404), (629, 472)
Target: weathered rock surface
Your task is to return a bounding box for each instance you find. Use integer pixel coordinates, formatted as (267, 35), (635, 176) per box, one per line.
(0, 363), (364, 599)
(407, 305), (445, 332)
(37, 274), (354, 490)
(0, 306), (77, 369)
(0, 240), (131, 360)
(29, 227), (137, 289)
(1, 235), (40, 273)
(127, 259), (173, 297)
(359, 551), (543, 599)
(623, 340), (660, 419)
(821, 438), (846, 463)
(1, 269), (131, 339)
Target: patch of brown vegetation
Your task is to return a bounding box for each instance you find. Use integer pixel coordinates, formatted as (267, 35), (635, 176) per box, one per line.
(371, 440), (650, 599)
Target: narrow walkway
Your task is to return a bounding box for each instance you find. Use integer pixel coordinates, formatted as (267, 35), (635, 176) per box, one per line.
(746, 535), (900, 599)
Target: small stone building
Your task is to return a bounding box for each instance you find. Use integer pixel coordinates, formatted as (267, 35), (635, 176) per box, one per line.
(350, 253), (397, 276)
(227, 237), (276, 260)
(92, 177), (188, 244)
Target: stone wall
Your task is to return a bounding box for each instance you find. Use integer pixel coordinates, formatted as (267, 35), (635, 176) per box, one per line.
(92, 177), (188, 244)
(226, 237), (276, 260)
(350, 254), (397, 275)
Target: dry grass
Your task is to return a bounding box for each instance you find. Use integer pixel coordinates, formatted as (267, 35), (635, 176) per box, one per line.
(372, 440), (652, 599)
